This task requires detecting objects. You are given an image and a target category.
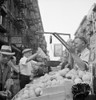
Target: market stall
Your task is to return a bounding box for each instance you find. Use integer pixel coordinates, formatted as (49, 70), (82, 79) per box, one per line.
(11, 3), (96, 100)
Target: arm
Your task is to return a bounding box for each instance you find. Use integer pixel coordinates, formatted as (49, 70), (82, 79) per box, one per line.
(30, 60), (45, 68)
(4, 65), (13, 96)
(7, 61), (19, 73)
(67, 45), (88, 71)
(26, 53), (38, 63)
(68, 53), (74, 69)
(71, 53), (87, 71)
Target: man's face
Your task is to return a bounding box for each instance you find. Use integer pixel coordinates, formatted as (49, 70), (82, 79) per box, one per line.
(1, 54), (11, 63)
(74, 38), (84, 51)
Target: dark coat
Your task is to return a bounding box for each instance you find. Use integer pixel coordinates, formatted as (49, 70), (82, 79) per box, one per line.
(0, 63), (11, 91)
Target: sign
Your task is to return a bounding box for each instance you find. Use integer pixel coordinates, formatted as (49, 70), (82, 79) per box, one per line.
(54, 44), (63, 57)
(11, 36), (22, 44)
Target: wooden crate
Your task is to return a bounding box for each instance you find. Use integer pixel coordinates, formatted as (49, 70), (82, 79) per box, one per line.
(29, 91), (66, 100)
(43, 85), (65, 95)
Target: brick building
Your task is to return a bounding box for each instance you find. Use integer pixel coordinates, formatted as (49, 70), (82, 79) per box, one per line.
(0, 0), (47, 62)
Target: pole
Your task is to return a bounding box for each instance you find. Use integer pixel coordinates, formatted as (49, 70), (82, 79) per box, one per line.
(35, 31), (71, 38)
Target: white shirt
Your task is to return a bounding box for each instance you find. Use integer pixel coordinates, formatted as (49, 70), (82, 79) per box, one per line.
(80, 48), (90, 62)
(19, 56), (33, 76)
(74, 48), (90, 70)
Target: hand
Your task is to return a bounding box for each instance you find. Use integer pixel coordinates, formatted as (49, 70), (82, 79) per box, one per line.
(5, 90), (12, 97)
(65, 63), (70, 68)
(30, 74), (34, 81)
(40, 62), (45, 65)
(0, 91), (7, 97)
(7, 60), (13, 67)
(68, 46), (76, 54)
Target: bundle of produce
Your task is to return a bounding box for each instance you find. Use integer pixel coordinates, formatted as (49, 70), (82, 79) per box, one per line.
(65, 69), (78, 80)
(12, 83), (43, 100)
(37, 47), (48, 59)
(82, 72), (92, 85)
(12, 67), (92, 100)
(58, 68), (70, 77)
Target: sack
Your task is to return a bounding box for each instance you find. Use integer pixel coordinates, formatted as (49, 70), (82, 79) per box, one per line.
(37, 47), (48, 59)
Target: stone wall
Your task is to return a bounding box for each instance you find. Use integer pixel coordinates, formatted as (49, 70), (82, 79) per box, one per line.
(0, 0), (47, 54)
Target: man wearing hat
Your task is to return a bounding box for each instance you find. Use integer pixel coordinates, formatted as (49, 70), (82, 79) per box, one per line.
(0, 45), (15, 100)
(69, 36), (90, 71)
(19, 48), (44, 89)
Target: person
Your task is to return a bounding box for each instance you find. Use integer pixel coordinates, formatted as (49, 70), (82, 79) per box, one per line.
(69, 36), (90, 71)
(0, 45), (15, 100)
(60, 39), (74, 70)
(19, 48), (44, 89)
(10, 56), (20, 96)
(34, 57), (49, 77)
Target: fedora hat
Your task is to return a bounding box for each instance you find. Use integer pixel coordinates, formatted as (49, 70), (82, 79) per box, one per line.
(22, 48), (32, 54)
(0, 45), (15, 55)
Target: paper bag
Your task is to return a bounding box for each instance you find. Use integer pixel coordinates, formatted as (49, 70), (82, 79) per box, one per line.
(37, 47), (48, 59)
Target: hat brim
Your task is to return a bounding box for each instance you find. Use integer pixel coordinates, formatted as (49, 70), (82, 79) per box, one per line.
(22, 49), (32, 54)
(0, 51), (15, 55)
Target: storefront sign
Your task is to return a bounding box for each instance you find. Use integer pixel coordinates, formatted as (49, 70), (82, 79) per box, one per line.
(11, 36), (22, 44)
(54, 44), (63, 57)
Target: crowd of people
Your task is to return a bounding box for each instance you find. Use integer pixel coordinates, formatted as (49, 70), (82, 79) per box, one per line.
(0, 35), (91, 100)
(0, 45), (50, 100)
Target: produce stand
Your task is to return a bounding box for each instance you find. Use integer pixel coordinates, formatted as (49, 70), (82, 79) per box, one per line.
(11, 3), (96, 98)
(28, 92), (66, 100)
(11, 32), (95, 100)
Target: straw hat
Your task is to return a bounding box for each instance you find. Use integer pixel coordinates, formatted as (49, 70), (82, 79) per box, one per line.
(22, 48), (32, 54)
(0, 45), (15, 55)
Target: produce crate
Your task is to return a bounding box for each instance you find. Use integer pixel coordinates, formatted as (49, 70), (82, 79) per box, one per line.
(29, 91), (66, 100)
(42, 85), (65, 95)
(42, 79), (74, 99)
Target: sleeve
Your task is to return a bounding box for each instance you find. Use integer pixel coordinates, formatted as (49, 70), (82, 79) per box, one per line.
(20, 57), (28, 65)
(7, 64), (12, 79)
(83, 61), (89, 71)
(82, 50), (90, 71)
(81, 50), (90, 62)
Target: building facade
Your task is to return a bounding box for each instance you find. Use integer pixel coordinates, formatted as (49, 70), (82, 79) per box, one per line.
(0, 0), (47, 62)
(74, 3), (96, 63)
